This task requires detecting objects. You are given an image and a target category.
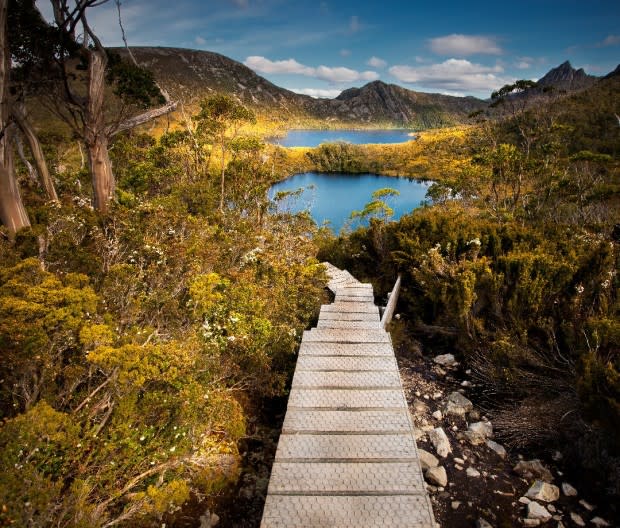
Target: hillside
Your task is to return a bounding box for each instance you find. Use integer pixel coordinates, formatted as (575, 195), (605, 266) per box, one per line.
(115, 47), (486, 127)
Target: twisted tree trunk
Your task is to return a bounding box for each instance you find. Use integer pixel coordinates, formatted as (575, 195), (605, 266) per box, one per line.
(12, 104), (58, 201)
(85, 49), (115, 213)
(0, 0), (30, 233)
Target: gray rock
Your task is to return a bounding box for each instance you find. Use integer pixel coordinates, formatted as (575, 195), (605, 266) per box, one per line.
(428, 427), (452, 458)
(523, 519), (541, 527)
(444, 392), (473, 415)
(466, 467), (481, 478)
(527, 501), (552, 521)
(526, 480), (560, 502)
(425, 465), (448, 487)
(434, 353), (457, 367)
(570, 512), (585, 527)
(519, 496), (532, 505)
(453, 457), (465, 465)
(418, 448), (440, 471)
(451, 501), (461, 510)
(561, 482), (577, 496)
(475, 519), (494, 528)
(432, 410), (443, 420)
(514, 459), (554, 482)
(466, 421), (493, 445)
(579, 499), (594, 511)
(199, 511), (220, 528)
(486, 439), (507, 459)
(590, 517), (610, 527)
(413, 427), (425, 441)
(413, 400), (429, 414)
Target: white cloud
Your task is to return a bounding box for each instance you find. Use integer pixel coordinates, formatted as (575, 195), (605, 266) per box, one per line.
(599, 34), (620, 47)
(195, 36), (207, 46)
(244, 56), (379, 84)
(349, 15), (360, 33)
(291, 88), (342, 98)
(367, 56), (387, 68)
(429, 34), (502, 56)
(516, 61), (531, 69)
(244, 56), (315, 76)
(389, 59), (514, 94)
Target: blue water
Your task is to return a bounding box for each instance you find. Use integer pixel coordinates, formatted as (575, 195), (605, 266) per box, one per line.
(270, 172), (431, 233)
(272, 129), (415, 147)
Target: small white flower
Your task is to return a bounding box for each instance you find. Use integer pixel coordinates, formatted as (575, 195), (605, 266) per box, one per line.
(575, 284), (585, 294)
(139, 436), (146, 442)
(169, 446), (176, 453)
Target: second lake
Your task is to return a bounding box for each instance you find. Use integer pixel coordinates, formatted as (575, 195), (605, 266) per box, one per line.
(271, 129), (415, 147)
(269, 172), (431, 233)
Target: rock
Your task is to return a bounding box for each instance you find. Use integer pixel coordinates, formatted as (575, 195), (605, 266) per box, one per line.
(519, 496), (532, 505)
(455, 464), (463, 470)
(557, 522), (566, 528)
(552, 450), (563, 461)
(526, 480), (560, 502)
(432, 392), (442, 399)
(523, 519), (541, 527)
(434, 353), (457, 367)
(199, 511), (220, 528)
(444, 392), (473, 416)
(561, 482), (577, 497)
(578, 499), (594, 511)
(451, 501), (461, 510)
(428, 427), (452, 457)
(527, 501), (552, 521)
(547, 504), (556, 513)
(413, 400), (429, 414)
(418, 448), (440, 471)
(453, 457), (465, 465)
(466, 421), (493, 445)
(570, 512), (585, 527)
(461, 380), (472, 387)
(476, 519), (494, 528)
(466, 467), (481, 478)
(486, 439), (507, 459)
(425, 466), (448, 487)
(590, 517), (610, 527)
(413, 427), (425, 441)
(432, 410), (443, 420)
(514, 459), (554, 482)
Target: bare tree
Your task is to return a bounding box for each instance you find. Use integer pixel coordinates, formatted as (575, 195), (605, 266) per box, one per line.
(0, 0), (30, 233)
(40, 0), (176, 213)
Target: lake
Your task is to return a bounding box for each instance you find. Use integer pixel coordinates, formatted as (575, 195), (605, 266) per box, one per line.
(269, 172), (431, 232)
(271, 129), (415, 147)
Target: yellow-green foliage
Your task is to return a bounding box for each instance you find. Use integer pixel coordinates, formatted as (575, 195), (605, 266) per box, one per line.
(1, 101), (327, 525)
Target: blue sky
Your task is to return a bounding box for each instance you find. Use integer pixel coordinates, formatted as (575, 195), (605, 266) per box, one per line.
(41, 0), (620, 98)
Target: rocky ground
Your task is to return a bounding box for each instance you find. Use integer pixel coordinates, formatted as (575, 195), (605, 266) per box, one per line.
(393, 324), (616, 528)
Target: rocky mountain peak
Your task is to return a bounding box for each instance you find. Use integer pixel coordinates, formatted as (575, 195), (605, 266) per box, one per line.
(538, 61), (597, 90)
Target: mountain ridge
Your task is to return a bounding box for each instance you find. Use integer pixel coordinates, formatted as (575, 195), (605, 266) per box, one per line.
(115, 47), (616, 128)
(114, 47), (485, 127)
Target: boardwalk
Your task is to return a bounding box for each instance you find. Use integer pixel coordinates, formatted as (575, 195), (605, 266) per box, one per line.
(260, 263), (436, 527)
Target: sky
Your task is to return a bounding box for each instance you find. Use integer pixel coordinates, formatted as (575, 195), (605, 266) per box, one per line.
(37, 0), (620, 99)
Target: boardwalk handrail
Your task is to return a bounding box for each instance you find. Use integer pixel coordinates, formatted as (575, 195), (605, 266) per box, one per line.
(381, 273), (402, 329)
